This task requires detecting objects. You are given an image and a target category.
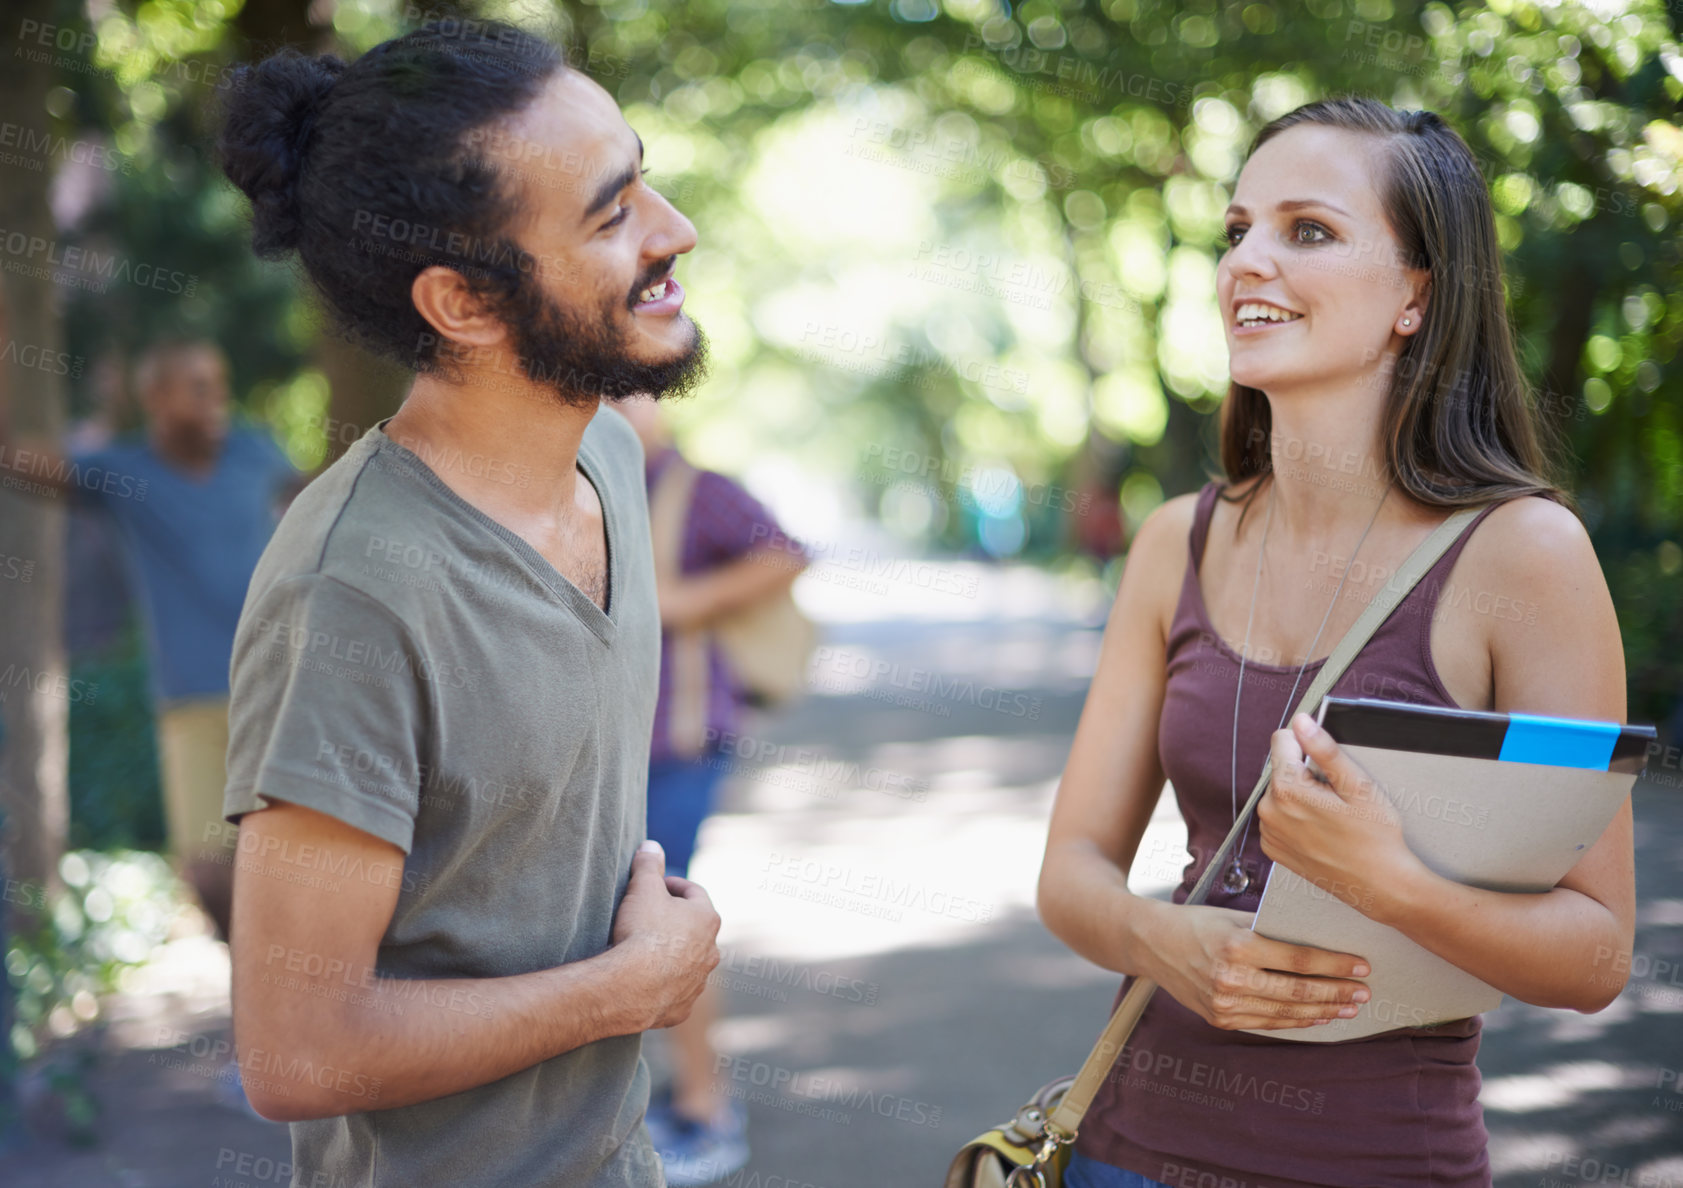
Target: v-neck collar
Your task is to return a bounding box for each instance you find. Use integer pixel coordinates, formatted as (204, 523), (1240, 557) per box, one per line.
(371, 420), (619, 646)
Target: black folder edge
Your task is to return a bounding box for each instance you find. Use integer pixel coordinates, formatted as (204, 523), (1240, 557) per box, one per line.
(1317, 697), (1656, 776)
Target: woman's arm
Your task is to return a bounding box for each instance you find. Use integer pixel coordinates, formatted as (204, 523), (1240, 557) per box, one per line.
(1038, 494), (1371, 1031)
(1257, 496), (1634, 1012)
(1036, 496), (1184, 972)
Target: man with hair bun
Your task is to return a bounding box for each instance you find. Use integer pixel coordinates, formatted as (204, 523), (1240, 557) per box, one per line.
(216, 18), (718, 1188)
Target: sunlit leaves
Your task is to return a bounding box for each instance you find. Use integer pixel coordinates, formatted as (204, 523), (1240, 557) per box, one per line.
(1493, 171), (1536, 214)
(1093, 367), (1167, 444)
(1637, 120), (1683, 196)
(53, 0), (1683, 597)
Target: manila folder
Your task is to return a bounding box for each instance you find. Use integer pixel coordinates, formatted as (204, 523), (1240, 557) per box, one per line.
(1244, 747), (1634, 1042)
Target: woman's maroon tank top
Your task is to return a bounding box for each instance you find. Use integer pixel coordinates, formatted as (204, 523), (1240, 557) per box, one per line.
(1075, 481), (1502, 1188)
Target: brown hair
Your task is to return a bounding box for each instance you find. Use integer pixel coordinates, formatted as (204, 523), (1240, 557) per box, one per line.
(1218, 96), (1565, 514)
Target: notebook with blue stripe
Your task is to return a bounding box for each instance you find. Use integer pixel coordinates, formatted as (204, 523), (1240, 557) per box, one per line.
(1249, 697), (1656, 1042)
(1316, 697), (1655, 774)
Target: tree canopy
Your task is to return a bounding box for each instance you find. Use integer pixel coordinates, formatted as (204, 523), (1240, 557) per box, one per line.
(28, 0), (1683, 717)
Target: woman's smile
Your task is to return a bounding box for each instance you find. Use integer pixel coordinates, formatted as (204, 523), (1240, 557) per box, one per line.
(1232, 299), (1306, 335)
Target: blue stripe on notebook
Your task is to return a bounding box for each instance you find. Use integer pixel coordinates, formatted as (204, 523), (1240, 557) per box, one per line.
(1498, 713), (1620, 770)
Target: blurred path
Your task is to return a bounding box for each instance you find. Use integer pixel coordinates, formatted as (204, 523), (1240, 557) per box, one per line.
(10, 561), (1681, 1187)
(672, 561), (1683, 1188)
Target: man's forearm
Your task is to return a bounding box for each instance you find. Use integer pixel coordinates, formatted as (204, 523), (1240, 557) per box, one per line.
(237, 944), (651, 1121)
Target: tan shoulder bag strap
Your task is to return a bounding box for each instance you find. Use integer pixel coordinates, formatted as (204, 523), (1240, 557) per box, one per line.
(1044, 502), (1487, 1140)
(650, 458), (709, 757)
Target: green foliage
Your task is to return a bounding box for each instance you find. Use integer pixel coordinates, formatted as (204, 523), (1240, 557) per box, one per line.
(1601, 537), (1683, 730)
(67, 624), (165, 853)
(5, 851), (181, 1060)
(34, 0), (1683, 719)
(5, 850), (185, 1143)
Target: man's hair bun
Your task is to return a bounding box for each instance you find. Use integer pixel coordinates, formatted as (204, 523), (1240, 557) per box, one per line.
(213, 22), (564, 376)
(217, 49), (347, 258)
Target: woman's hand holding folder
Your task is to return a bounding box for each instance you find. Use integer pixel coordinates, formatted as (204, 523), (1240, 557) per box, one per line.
(1131, 898), (1372, 1032)
(1259, 712), (1426, 928)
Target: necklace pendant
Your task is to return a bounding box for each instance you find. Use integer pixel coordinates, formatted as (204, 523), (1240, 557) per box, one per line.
(1220, 860), (1250, 895)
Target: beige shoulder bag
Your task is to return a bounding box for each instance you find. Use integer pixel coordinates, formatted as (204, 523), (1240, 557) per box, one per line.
(649, 458), (818, 757)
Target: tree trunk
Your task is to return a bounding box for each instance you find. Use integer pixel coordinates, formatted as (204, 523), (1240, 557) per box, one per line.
(316, 331), (410, 466)
(0, 0), (71, 907)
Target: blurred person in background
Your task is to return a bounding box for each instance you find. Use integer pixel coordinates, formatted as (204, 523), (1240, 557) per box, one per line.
(0, 296), (303, 946)
(620, 394), (808, 1185)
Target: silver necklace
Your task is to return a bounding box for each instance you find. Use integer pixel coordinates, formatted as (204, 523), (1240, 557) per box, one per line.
(1221, 478), (1392, 895)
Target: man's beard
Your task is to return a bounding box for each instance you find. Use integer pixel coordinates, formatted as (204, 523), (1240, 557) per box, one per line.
(502, 264), (708, 407)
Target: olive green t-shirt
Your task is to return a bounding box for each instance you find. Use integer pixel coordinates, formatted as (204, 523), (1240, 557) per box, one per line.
(224, 408), (663, 1187)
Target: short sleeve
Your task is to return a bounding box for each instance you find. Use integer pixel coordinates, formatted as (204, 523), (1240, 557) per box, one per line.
(224, 573), (427, 853)
(684, 471), (804, 572)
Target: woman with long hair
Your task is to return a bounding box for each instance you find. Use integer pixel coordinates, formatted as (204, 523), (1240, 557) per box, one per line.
(1037, 96), (1633, 1188)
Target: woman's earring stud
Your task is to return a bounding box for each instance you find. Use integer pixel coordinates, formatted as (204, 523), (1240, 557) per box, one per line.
(1402, 318), (1412, 327)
